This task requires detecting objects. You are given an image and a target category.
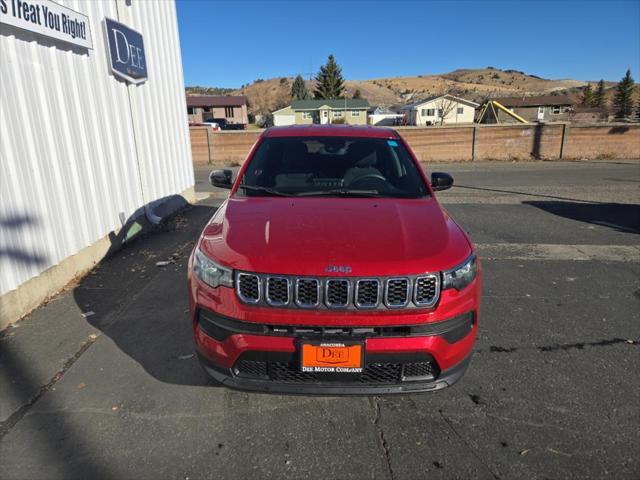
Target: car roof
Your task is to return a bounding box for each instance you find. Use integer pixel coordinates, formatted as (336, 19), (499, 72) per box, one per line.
(263, 124), (398, 139)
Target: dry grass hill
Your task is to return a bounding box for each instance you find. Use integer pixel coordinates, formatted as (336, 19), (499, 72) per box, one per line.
(186, 67), (631, 117)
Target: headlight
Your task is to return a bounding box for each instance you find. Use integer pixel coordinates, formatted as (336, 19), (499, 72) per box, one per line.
(442, 254), (477, 291)
(193, 248), (233, 288)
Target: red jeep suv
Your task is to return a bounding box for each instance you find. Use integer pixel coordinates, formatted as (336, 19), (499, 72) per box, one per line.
(188, 125), (481, 394)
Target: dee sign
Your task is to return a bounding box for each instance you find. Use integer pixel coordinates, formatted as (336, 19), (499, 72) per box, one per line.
(103, 17), (147, 85)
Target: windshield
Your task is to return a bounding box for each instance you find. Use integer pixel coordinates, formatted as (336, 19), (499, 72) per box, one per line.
(237, 136), (429, 198)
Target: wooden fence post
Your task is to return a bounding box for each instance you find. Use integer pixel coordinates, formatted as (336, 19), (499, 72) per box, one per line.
(471, 126), (477, 161)
(206, 129), (212, 165)
(559, 123), (569, 159)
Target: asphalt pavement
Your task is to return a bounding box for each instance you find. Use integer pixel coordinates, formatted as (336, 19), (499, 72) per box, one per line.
(1, 160), (639, 479)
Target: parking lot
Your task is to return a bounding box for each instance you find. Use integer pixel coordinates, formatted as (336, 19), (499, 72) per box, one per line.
(1, 160), (638, 479)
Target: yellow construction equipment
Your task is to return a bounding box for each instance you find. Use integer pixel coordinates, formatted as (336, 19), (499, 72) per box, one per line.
(476, 100), (528, 124)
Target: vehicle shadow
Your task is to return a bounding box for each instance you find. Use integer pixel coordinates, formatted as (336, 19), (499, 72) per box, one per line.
(71, 200), (220, 387)
(523, 201), (640, 234)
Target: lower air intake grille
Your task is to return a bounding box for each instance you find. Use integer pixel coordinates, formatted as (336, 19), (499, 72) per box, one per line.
(233, 359), (439, 384)
(403, 362), (436, 380)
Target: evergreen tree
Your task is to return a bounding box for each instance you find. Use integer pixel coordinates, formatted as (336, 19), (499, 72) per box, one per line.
(581, 84), (594, 106)
(613, 69), (635, 118)
(291, 75), (309, 100)
(352, 89), (362, 99)
(313, 54), (345, 100)
(593, 79), (607, 110)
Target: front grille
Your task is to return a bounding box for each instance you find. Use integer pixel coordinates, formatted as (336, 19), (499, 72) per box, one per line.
(385, 278), (410, 307)
(233, 358), (439, 384)
(414, 275), (439, 306)
(295, 278), (320, 307)
(326, 279), (350, 308)
(237, 273), (260, 303)
(266, 277), (289, 306)
(234, 272), (441, 310)
(355, 279), (380, 308)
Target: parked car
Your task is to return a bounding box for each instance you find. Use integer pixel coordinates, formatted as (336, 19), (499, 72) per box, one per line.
(200, 120), (221, 131)
(208, 118), (228, 129)
(188, 125), (481, 394)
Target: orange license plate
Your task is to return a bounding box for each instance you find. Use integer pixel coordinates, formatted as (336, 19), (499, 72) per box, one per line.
(300, 341), (364, 373)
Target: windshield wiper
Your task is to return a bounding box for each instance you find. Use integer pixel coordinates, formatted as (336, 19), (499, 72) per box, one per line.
(237, 185), (293, 197)
(294, 189), (381, 197)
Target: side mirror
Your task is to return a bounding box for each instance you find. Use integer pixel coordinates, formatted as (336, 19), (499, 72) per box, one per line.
(209, 169), (233, 189)
(430, 172), (454, 191)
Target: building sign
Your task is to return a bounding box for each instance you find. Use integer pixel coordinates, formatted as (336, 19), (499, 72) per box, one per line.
(0, 0), (92, 49)
(103, 17), (147, 85)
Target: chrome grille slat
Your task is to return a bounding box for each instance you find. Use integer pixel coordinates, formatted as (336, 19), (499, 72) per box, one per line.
(385, 278), (410, 308)
(325, 279), (350, 308)
(295, 278), (320, 307)
(414, 274), (440, 307)
(355, 279), (380, 309)
(236, 273), (261, 304)
(235, 273), (441, 310)
(266, 277), (290, 306)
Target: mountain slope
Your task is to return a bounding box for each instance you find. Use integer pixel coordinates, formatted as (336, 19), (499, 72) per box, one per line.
(187, 68), (627, 116)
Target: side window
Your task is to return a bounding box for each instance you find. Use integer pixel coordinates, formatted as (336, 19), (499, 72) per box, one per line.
(351, 110), (360, 117)
(425, 108), (435, 116)
(457, 107), (464, 114)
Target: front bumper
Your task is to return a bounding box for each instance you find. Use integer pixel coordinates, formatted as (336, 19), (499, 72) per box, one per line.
(194, 308), (477, 394)
(199, 350), (473, 395)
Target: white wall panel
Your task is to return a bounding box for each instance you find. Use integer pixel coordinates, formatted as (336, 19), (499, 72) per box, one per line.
(0, 0), (193, 295)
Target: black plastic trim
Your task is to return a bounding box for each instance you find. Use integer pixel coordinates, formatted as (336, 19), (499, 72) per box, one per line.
(197, 308), (475, 344)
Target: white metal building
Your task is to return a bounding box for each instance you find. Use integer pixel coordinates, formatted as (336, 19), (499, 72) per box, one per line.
(0, 0), (195, 328)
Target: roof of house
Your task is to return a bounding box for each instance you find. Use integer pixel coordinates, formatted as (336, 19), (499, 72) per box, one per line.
(492, 95), (576, 107)
(186, 95), (247, 107)
(401, 94), (479, 110)
(272, 106), (294, 115)
(291, 99), (370, 110)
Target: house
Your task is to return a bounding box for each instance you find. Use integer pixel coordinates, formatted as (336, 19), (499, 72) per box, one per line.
(272, 106), (296, 126)
(273, 99), (370, 126)
(368, 106), (404, 126)
(401, 95), (479, 126)
(491, 95), (577, 123)
(186, 95), (248, 128)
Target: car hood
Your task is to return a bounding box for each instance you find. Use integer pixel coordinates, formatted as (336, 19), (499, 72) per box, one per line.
(199, 197), (472, 276)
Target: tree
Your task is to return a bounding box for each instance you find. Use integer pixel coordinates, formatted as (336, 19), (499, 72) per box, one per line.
(352, 89), (362, 99)
(593, 79), (607, 110)
(613, 69), (635, 118)
(313, 54), (345, 100)
(434, 94), (457, 126)
(581, 84), (594, 107)
(291, 75), (309, 100)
